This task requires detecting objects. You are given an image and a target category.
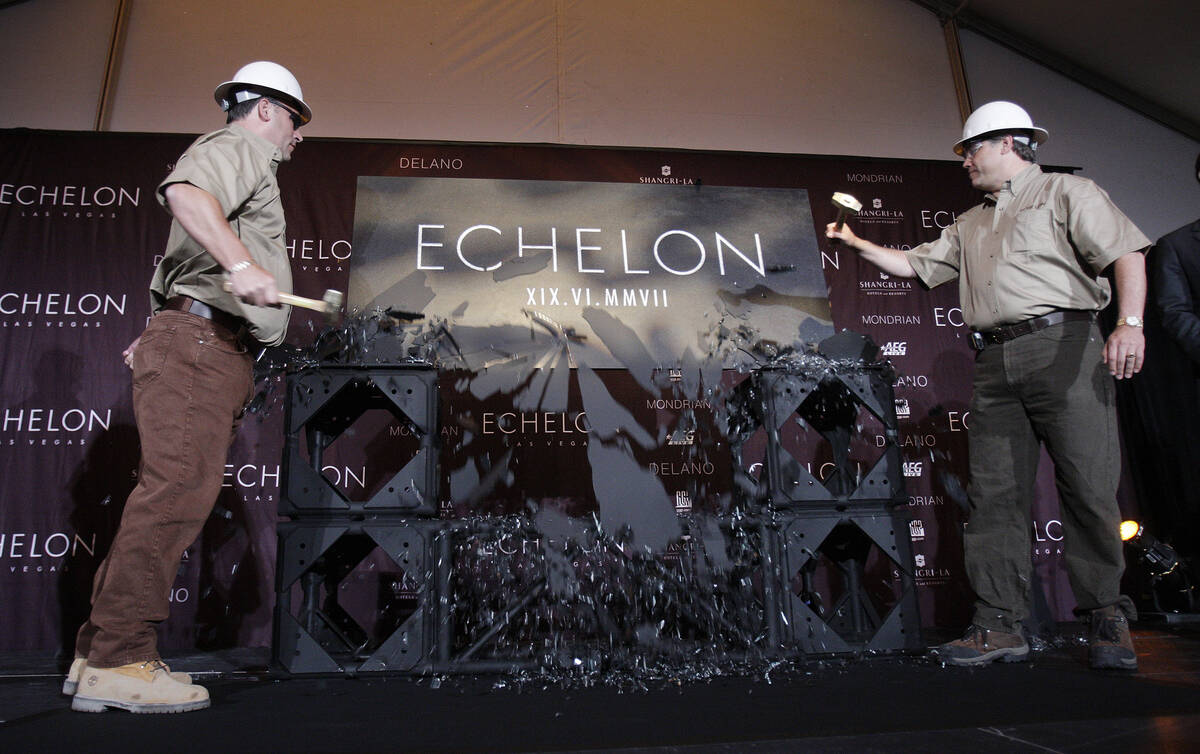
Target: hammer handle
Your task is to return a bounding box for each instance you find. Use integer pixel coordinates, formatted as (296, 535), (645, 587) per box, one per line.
(277, 292), (330, 312)
(221, 280), (329, 313)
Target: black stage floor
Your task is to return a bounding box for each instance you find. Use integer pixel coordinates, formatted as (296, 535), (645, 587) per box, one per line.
(3, 623), (1200, 753)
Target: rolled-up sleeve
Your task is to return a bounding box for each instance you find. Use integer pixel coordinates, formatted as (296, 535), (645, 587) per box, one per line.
(906, 221), (963, 290)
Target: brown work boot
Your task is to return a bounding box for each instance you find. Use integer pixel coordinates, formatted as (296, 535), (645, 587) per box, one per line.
(62, 657), (192, 696)
(71, 659), (209, 713)
(1089, 605), (1138, 670)
(934, 624), (1029, 666)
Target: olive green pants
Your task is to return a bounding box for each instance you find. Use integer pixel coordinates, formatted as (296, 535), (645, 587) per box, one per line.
(965, 317), (1135, 633)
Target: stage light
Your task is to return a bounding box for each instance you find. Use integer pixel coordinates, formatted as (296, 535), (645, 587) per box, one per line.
(1120, 520), (1141, 542)
(1121, 521), (1180, 578)
(1120, 520), (1197, 619)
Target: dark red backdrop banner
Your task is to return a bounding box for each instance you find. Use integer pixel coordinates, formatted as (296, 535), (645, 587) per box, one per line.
(0, 129), (1111, 652)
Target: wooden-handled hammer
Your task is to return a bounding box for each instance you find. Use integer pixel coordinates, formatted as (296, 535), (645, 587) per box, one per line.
(222, 280), (344, 322)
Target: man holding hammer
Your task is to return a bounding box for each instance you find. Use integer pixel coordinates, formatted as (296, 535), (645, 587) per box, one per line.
(68, 61), (311, 713)
(827, 101), (1149, 671)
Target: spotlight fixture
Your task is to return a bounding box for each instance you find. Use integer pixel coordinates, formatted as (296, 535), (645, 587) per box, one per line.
(1120, 520), (1197, 620)
(1119, 520), (1141, 542)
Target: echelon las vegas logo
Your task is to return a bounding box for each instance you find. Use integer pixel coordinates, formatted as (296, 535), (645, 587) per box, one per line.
(1, 182), (141, 219)
(0, 291), (128, 330)
(1, 529), (98, 574)
(1, 406), (112, 446)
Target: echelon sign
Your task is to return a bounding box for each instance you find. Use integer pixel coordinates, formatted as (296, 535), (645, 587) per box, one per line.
(349, 176), (834, 367)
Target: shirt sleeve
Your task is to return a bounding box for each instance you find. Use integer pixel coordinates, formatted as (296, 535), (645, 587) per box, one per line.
(1060, 178), (1151, 274)
(904, 219), (963, 290)
(156, 134), (265, 218)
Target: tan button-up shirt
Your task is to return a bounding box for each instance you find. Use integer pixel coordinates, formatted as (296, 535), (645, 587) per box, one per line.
(150, 125), (294, 346)
(905, 164), (1149, 330)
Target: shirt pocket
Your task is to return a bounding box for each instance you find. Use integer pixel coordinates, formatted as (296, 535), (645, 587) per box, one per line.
(1009, 208), (1055, 254)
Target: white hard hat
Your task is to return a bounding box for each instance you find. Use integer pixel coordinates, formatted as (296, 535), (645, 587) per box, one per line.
(953, 101), (1047, 156)
(214, 61), (311, 125)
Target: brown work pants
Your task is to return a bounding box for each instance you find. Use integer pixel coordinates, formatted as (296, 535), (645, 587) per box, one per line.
(75, 310), (253, 667)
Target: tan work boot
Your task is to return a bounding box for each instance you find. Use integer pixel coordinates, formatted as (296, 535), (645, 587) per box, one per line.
(934, 624), (1029, 666)
(62, 657), (192, 696)
(1089, 605), (1138, 670)
(71, 659), (209, 713)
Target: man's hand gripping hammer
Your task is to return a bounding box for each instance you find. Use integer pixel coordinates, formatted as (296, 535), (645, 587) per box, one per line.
(223, 280), (344, 324)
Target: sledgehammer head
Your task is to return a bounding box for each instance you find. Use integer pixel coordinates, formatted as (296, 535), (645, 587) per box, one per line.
(322, 289), (344, 317)
(831, 192), (863, 230)
(314, 288), (344, 327)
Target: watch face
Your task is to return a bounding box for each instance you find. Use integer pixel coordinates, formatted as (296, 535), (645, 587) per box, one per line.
(1122, 316), (1143, 327)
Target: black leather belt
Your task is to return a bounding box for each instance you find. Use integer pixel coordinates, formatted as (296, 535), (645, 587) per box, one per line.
(969, 310), (1094, 351)
(162, 295), (245, 337)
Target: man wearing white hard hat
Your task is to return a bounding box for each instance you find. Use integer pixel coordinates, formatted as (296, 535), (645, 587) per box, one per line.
(827, 101), (1148, 671)
(68, 61), (311, 713)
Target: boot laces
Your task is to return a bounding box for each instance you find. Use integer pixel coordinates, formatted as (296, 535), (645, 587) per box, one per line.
(1094, 613), (1126, 643)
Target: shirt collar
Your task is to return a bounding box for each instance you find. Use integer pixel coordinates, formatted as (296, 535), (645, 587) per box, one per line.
(985, 163), (1042, 204)
(227, 124), (284, 170)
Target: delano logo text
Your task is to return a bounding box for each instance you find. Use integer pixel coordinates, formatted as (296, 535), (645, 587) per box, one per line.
(395, 156), (464, 171)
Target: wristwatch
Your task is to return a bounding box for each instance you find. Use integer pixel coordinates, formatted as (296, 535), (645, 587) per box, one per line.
(1116, 316), (1143, 328)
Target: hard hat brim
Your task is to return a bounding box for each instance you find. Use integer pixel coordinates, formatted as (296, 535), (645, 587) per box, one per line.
(214, 81), (312, 125)
(953, 126), (1048, 156)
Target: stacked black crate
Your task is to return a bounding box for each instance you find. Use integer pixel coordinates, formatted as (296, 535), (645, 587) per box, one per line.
(273, 365), (442, 674)
(731, 332), (923, 656)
